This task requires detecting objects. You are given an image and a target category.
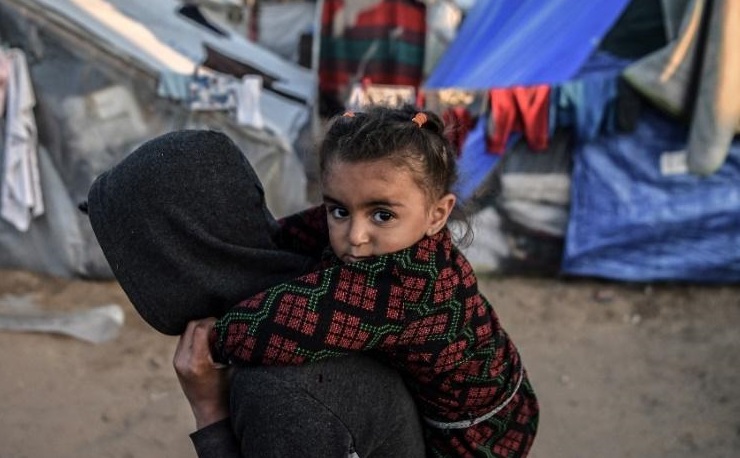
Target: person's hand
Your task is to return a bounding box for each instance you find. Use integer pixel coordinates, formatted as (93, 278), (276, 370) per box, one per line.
(173, 318), (231, 430)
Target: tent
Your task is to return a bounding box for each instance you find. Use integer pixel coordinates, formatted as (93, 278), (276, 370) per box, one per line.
(0, 0), (316, 278)
(426, 0), (740, 282)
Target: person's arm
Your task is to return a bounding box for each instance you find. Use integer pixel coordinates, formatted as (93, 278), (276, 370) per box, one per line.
(189, 420), (240, 458)
(210, 242), (439, 366)
(174, 319), (241, 458)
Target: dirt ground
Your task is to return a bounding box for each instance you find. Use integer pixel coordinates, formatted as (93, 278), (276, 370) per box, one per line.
(0, 267), (738, 458)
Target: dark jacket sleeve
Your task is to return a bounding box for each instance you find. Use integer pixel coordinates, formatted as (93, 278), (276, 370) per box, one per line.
(190, 418), (241, 458)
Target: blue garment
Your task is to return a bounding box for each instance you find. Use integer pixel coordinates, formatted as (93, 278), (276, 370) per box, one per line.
(550, 53), (630, 141)
(158, 72), (240, 111)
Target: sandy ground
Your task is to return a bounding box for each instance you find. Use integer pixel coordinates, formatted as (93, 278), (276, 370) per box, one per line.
(0, 268), (739, 458)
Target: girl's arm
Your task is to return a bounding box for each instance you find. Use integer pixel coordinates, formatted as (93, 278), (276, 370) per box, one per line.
(210, 250), (432, 366)
(273, 205), (329, 260)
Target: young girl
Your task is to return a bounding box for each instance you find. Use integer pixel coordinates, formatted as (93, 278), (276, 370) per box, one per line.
(210, 106), (539, 457)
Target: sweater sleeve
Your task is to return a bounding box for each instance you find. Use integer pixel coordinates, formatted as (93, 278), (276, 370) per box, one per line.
(273, 204), (329, 260)
(190, 418), (241, 458)
(210, 247), (436, 366)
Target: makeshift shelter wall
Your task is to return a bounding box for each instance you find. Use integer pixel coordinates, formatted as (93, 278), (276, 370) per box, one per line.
(564, 105), (740, 282)
(424, 0), (740, 281)
(0, 0), (310, 279)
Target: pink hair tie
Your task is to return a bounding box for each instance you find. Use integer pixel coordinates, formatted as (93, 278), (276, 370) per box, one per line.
(342, 111), (355, 118)
(411, 112), (428, 128)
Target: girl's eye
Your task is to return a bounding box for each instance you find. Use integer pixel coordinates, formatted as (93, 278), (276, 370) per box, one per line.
(329, 206), (349, 219)
(372, 210), (394, 223)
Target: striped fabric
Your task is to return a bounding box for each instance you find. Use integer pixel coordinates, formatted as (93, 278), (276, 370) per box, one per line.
(319, 0), (426, 114)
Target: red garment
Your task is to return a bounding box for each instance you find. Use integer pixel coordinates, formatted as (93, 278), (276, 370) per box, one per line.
(319, 0), (426, 106)
(415, 89), (426, 109)
(443, 106), (476, 156)
(487, 86), (550, 154)
(212, 205), (539, 457)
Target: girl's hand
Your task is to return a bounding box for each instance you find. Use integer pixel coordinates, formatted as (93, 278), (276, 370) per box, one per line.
(173, 318), (231, 430)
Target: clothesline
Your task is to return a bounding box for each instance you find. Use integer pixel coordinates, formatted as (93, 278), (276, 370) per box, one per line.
(349, 61), (626, 160)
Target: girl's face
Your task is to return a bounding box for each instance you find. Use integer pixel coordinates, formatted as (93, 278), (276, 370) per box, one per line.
(322, 159), (455, 263)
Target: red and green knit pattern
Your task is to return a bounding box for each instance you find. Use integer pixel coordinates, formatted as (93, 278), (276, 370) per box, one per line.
(319, 0), (426, 95)
(211, 206), (538, 457)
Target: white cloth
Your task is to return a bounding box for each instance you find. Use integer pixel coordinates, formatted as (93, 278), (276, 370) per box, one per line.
(0, 52), (10, 118)
(235, 75), (264, 129)
(1, 48), (43, 232)
(346, 82), (416, 111)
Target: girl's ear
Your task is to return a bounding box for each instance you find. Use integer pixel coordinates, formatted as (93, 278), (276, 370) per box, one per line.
(426, 193), (457, 236)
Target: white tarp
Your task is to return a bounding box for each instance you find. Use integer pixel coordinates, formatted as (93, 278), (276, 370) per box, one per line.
(0, 0), (315, 278)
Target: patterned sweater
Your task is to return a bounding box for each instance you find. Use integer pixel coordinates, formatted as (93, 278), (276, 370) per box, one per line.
(211, 206), (538, 457)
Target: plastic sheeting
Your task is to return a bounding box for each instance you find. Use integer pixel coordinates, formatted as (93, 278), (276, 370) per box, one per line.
(0, 0), (312, 279)
(563, 106), (740, 282)
(0, 146), (90, 277)
(425, 0), (631, 89)
(454, 117), (500, 201)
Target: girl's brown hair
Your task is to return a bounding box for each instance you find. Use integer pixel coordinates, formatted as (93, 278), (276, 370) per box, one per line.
(318, 105), (471, 242)
(319, 105), (457, 202)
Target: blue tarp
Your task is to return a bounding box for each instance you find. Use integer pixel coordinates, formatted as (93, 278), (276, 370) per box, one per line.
(563, 106), (740, 282)
(425, 0), (631, 89)
(454, 117), (501, 201)
(426, 0), (740, 282)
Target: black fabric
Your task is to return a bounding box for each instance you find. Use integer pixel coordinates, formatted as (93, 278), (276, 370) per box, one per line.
(598, 0), (667, 59)
(229, 357), (426, 458)
(190, 419), (240, 458)
(87, 130), (313, 335)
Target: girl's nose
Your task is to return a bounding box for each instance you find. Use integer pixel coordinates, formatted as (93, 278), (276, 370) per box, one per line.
(348, 220), (369, 246)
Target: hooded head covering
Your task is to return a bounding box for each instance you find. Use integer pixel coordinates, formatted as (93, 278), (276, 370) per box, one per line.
(87, 130), (313, 335)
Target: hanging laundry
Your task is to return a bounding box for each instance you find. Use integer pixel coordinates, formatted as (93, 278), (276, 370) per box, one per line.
(421, 88), (485, 115)
(415, 88), (425, 109)
(235, 75), (264, 129)
(346, 79), (416, 111)
(486, 85), (550, 154)
(319, 0), (426, 116)
(0, 52), (10, 117)
(1, 48), (43, 232)
(551, 73), (619, 143)
(442, 106), (475, 156)
(420, 88), (487, 155)
(157, 69), (265, 130)
(188, 72), (238, 111)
